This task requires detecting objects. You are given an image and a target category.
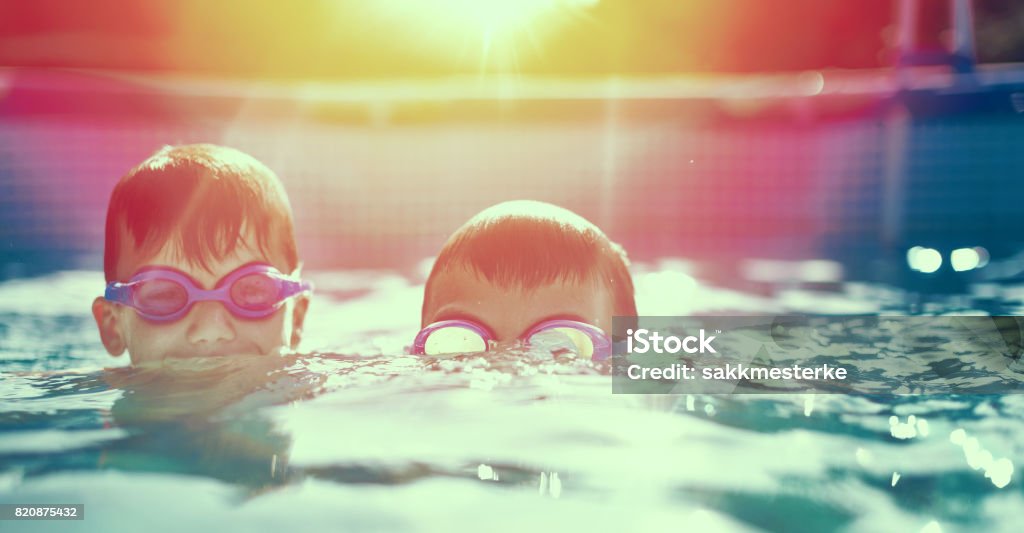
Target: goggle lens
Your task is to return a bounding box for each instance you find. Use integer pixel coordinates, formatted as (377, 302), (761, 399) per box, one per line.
(529, 326), (596, 359)
(423, 326), (488, 355)
(134, 278), (189, 317)
(230, 272), (281, 311)
(418, 323), (600, 358)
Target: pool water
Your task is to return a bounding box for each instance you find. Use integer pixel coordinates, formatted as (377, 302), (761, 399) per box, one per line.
(1, 263), (1022, 532)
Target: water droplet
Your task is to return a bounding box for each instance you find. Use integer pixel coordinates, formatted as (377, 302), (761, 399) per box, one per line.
(477, 464), (494, 480)
(550, 472), (562, 498)
(986, 458), (1014, 488)
(855, 447), (873, 466)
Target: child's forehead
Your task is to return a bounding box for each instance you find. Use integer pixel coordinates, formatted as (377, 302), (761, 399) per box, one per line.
(114, 232), (290, 283)
(427, 266), (606, 307)
(423, 265), (616, 334)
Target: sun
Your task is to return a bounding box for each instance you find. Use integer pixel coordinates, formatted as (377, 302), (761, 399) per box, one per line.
(356, 0), (600, 74)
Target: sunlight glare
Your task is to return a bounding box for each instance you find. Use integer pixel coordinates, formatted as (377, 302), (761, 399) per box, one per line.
(362, 0), (600, 72)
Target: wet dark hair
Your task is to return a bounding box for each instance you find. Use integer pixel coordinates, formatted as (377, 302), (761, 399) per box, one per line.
(103, 144), (298, 281)
(423, 200), (637, 325)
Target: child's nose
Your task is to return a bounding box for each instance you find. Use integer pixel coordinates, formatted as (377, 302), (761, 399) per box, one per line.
(186, 301), (237, 345)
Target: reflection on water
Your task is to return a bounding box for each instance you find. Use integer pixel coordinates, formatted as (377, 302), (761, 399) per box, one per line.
(0, 264), (1022, 532)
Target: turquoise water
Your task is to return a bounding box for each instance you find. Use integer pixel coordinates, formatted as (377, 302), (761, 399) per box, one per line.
(1, 263), (1022, 532)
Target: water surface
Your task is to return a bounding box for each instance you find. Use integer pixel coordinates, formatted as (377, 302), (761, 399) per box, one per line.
(1, 265), (1021, 532)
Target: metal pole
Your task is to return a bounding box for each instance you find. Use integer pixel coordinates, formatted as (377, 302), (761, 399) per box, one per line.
(950, 0), (977, 73)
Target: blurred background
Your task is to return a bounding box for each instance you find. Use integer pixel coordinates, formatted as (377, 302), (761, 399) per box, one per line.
(2, 0), (1024, 293)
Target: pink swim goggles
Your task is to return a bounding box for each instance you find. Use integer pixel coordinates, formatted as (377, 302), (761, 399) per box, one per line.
(104, 263), (312, 322)
(412, 319), (612, 361)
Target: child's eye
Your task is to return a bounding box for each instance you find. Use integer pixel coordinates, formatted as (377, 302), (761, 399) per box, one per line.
(135, 279), (188, 315)
(230, 274), (280, 309)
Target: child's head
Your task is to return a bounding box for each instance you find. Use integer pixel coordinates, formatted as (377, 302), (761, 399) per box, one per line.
(92, 144), (309, 365)
(420, 200), (635, 354)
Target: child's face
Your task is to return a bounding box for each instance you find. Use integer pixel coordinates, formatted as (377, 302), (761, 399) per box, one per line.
(93, 233), (308, 365)
(422, 266), (615, 345)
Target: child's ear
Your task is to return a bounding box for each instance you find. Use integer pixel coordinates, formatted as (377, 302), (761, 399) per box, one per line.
(92, 297), (126, 357)
(289, 295), (310, 350)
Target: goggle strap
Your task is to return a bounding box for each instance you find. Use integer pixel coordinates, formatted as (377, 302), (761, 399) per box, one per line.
(104, 282), (131, 305)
